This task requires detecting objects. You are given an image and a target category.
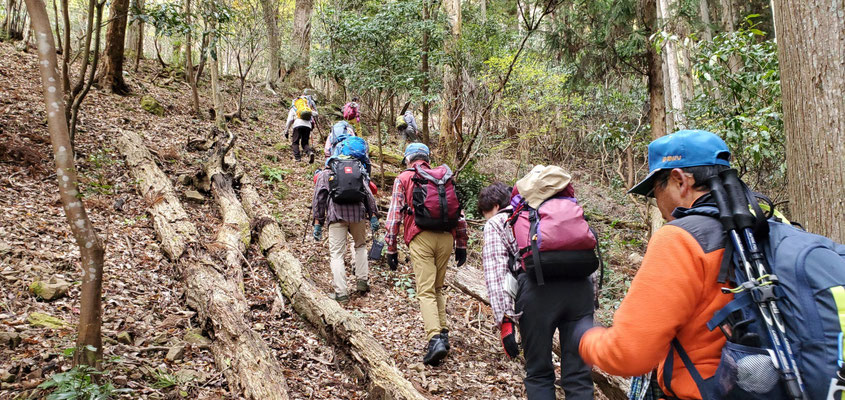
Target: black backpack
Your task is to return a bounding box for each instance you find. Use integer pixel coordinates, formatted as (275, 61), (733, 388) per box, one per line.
(328, 158), (367, 204)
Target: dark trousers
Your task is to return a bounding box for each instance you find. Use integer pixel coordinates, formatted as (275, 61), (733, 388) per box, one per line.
(516, 273), (595, 400)
(291, 126), (312, 160)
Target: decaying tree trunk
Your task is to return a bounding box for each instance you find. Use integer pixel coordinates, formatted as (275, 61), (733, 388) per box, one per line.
(202, 129), (249, 289)
(24, 0), (106, 367)
(114, 130), (290, 400)
(450, 266), (629, 400)
(240, 177), (429, 400)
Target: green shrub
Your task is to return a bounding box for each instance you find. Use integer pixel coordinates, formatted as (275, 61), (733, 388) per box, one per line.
(38, 365), (131, 400)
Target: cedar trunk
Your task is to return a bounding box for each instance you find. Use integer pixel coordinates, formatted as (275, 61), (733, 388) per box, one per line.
(24, 0), (105, 367)
(97, 0), (130, 94)
(439, 0), (462, 166)
(772, 0), (845, 242)
(289, 0), (313, 89)
(259, 0), (280, 88)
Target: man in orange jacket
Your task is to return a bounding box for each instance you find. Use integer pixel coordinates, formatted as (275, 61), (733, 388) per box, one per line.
(577, 130), (734, 399)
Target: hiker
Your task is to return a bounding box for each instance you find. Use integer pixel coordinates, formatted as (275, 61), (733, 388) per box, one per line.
(342, 97), (361, 128)
(574, 130), (736, 399)
(284, 89), (319, 163)
(312, 139), (380, 304)
(479, 169), (597, 400)
(384, 143), (468, 366)
(325, 120), (357, 158)
(395, 110), (419, 150)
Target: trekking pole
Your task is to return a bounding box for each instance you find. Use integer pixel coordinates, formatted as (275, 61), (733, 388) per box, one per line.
(709, 173), (806, 400)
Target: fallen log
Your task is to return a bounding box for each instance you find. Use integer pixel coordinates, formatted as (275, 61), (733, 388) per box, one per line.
(115, 130), (290, 400)
(202, 129), (250, 289)
(450, 265), (630, 400)
(240, 175), (429, 400)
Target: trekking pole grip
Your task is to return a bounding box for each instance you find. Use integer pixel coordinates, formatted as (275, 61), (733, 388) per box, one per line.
(706, 175), (735, 232)
(719, 169), (755, 231)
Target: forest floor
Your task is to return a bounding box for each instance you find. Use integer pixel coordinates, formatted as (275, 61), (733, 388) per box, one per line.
(0, 40), (648, 399)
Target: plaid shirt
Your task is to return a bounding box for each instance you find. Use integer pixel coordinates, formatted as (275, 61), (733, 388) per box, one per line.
(482, 209), (522, 327)
(312, 169), (378, 225)
(384, 161), (468, 253)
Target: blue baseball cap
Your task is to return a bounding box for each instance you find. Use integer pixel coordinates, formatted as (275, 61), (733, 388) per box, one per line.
(628, 130), (731, 197)
(403, 143), (430, 164)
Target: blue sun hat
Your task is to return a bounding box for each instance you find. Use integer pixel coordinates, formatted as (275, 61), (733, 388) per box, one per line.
(628, 130), (731, 197)
(403, 143), (430, 164)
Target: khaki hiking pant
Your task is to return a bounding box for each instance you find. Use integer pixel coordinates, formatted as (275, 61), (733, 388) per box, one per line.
(409, 230), (453, 340)
(328, 221), (369, 296)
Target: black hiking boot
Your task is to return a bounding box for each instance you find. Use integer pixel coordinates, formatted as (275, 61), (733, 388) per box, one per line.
(308, 151), (315, 164)
(440, 329), (450, 350)
(356, 279), (369, 294)
(422, 334), (448, 366)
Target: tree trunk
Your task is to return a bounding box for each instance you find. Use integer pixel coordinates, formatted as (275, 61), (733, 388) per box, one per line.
(420, 0), (431, 145)
(68, 0), (104, 145)
(60, 0), (69, 92)
(240, 177), (429, 400)
(115, 130), (291, 399)
(184, 0), (200, 117)
(51, 0), (60, 51)
(24, 0), (105, 367)
(657, 0), (685, 130)
(259, 0), (280, 89)
(126, 0), (144, 67)
(97, 0), (130, 94)
(642, 0), (667, 235)
(209, 24), (224, 128)
(772, 0), (844, 242)
(289, 0), (313, 89)
(699, 0), (713, 41)
(449, 265), (629, 400)
(718, 0), (740, 73)
(439, 0), (462, 167)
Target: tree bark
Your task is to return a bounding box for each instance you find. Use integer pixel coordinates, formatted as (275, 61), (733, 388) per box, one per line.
(449, 266), (629, 400)
(209, 22), (224, 128)
(24, 0), (105, 367)
(289, 0), (313, 89)
(97, 0), (130, 94)
(439, 0), (462, 167)
(772, 0), (844, 242)
(643, 0), (667, 235)
(259, 0), (280, 89)
(718, 0), (740, 73)
(184, 0), (200, 117)
(699, 0), (713, 41)
(657, 0), (685, 129)
(126, 0), (144, 68)
(240, 177), (429, 400)
(114, 130), (291, 400)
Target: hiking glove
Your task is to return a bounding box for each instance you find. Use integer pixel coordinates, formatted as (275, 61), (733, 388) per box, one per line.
(313, 224), (323, 241)
(370, 216), (379, 232)
(455, 248), (467, 267)
(501, 316), (519, 358)
(387, 253), (399, 271)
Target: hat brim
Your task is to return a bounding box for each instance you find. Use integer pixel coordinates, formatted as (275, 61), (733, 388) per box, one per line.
(628, 168), (663, 197)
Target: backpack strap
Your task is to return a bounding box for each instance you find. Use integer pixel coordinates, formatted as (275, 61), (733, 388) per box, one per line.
(663, 338), (712, 400)
(528, 209), (545, 285)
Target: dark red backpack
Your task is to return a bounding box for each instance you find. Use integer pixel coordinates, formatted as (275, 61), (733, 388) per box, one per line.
(508, 185), (598, 285)
(407, 164), (462, 231)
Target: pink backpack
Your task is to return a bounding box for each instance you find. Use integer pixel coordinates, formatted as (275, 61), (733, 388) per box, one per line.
(508, 184), (598, 285)
(342, 102), (359, 121)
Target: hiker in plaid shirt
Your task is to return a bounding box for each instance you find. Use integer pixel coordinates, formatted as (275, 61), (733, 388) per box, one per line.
(479, 181), (594, 400)
(312, 158), (379, 304)
(384, 143), (468, 366)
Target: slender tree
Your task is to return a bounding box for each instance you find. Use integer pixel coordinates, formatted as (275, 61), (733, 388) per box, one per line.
(439, 0), (462, 166)
(185, 0), (200, 117)
(656, 0), (685, 129)
(420, 0), (431, 145)
(97, 0), (131, 94)
(772, 0), (844, 241)
(23, 0), (105, 367)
